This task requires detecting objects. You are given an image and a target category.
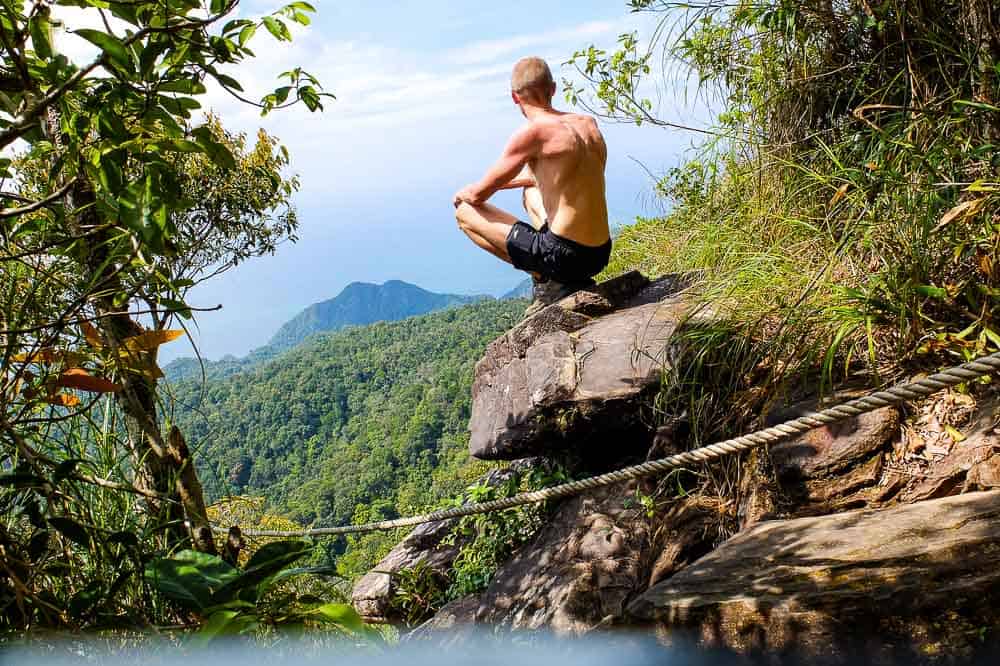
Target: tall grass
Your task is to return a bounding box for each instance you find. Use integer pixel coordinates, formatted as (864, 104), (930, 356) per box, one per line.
(580, 1), (1000, 517)
(596, 1), (999, 418)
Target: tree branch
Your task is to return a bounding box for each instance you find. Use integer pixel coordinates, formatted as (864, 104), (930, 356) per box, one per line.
(0, 180), (74, 218)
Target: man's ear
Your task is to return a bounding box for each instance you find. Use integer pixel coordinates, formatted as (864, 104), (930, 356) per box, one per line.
(511, 90), (521, 106)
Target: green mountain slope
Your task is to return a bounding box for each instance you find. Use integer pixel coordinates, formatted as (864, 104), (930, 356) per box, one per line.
(165, 280), (489, 382)
(170, 299), (524, 570)
(267, 280), (484, 352)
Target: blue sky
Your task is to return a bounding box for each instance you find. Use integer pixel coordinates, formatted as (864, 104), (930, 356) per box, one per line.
(135, 1), (712, 361)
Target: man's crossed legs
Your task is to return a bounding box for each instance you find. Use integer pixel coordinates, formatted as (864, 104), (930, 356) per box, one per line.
(454, 185), (546, 267)
(455, 187), (606, 315)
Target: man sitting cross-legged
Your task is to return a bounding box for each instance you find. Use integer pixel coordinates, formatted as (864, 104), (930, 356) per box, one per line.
(453, 56), (612, 315)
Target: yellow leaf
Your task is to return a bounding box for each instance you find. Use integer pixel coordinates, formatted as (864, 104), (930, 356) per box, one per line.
(116, 354), (165, 380)
(828, 183), (849, 207)
(12, 348), (61, 364)
(12, 349), (86, 366)
(44, 393), (81, 407)
(944, 425), (966, 443)
(978, 250), (995, 278)
(964, 179), (1000, 193)
(865, 162), (878, 170)
(933, 198), (986, 232)
(121, 330), (184, 352)
(80, 321), (103, 348)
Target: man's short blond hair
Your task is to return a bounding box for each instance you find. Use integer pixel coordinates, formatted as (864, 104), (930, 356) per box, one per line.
(511, 57), (554, 104)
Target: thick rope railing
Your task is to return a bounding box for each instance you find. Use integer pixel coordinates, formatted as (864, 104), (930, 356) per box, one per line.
(208, 351), (1000, 538)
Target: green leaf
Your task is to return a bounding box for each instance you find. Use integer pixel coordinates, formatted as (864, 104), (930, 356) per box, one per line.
(74, 29), (131, 69)
(195, 610), (257, 644)
(270, 565), (338, 585)
(69, 580), (104, 617)
(150, 139), (203, 153)
(244, 539), (312, 571)
(222, 19), (253, 35)
(311, 603), (368, 633)
(48, 517), (92, 548)
(160, 298), (192, 319)
(192, 127), (236, 170)
(213, 73), (244, 92)
(213, 540), (312, 602)
(107, 531), (139, 548)
(29, 15), (53, 60)
(915, 284), (948, 300)
(953, 99), (1000, 113)
(983, 326), (1000, 349)
(158, 78), (207, 95)
(262, 16), (291, 41)
(238, 24), (257, 47)
(145, 550), (239, 611)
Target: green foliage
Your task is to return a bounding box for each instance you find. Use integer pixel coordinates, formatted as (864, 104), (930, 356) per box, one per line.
(564, 2), (1000, 531)
(443, 463), (569, 599)
(572, 1), (1000, 409)
(145, 540), (375, 642)
(1, 0), (328, 633)
(169, 299), (524, 577)
(385, 559), (449, 627)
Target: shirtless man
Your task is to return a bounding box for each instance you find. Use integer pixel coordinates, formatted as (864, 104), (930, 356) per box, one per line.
(453, 56), (611, 314)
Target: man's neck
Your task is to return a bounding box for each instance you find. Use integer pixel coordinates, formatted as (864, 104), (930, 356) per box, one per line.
(521, 102), (556, 120)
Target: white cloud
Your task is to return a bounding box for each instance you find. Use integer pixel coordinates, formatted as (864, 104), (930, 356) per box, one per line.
(444, 20), (619, 65)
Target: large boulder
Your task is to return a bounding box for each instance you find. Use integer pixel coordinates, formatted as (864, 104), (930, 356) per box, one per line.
(411, 479), (713, 637)
(469, 272), (696, 460)
(628, 490), (1000, 662)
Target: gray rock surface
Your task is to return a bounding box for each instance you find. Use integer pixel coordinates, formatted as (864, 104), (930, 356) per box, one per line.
(629, 490), (1000, 660)
(469, 272), (697, 460)
(411, 480), (712, 636)
(768, 403), (899, 479)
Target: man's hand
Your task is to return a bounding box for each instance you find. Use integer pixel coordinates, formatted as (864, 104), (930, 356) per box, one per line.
(453, 185), (482, 208)
(454, 125), (539, 208)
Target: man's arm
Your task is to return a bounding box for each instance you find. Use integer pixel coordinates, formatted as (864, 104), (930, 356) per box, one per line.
(454, 125), (539, 206)
(495, 165), (535, 191)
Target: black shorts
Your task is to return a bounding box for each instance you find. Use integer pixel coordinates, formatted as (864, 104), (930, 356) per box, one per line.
(505, 222), (612, 283)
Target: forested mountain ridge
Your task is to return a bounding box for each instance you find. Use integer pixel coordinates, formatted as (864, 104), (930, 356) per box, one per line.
(169, 298), (525, 569)
(165, 280), (491, 382)
(268, 280), (486, 351)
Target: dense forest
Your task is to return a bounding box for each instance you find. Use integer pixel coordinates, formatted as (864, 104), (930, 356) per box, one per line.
(169, 299), (524, 575)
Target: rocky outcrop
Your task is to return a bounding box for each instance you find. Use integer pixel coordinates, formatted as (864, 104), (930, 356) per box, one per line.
(412, 479), (713, 636)
(356, 268), (1000, 662)
(629, 490), (1000, 661)
(468, 272), (697, 460)
(351, 516), (459, 624)
(765, 398), (900, 515)
(352, 462), (536, 624)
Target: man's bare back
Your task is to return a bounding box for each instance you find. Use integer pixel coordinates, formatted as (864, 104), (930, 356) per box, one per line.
(522, 111), (609, 247)
(453, 56), (612, 310)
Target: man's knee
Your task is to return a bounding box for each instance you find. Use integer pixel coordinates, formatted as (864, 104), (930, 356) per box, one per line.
(455, 202), (478, 233)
